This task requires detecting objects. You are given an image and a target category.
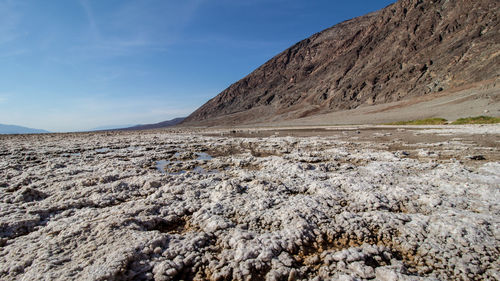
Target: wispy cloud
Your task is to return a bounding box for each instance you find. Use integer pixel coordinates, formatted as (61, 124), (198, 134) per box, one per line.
(79, 0), (100, 40)
(72, 95), (195, 115)
(0, 91), (13, 104)
(73, 0), (205, 59)
(0, 0), (22, 45)
(91, 71), (121, 83)
(0, 48), (28, 58)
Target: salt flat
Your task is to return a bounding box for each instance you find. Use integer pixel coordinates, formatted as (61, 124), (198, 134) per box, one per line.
(0, 125), (499, 280)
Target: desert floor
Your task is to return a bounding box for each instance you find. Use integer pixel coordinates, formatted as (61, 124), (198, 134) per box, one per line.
(1, 125), (499, 280)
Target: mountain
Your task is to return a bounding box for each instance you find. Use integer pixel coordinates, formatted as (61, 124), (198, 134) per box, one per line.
(183, 0), (500, 126)
(90, 124), (137, 131)
(122, 117), (186, 131)
(0, 124), (50, 134)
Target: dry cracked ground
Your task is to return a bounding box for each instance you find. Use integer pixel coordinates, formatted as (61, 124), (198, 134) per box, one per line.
(0, 125), (499, 281)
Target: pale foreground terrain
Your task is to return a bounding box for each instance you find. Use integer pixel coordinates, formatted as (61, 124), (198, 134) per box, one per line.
(0, 125), (499, 280)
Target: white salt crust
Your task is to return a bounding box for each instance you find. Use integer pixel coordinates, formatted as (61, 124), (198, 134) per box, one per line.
(0, 130), (498, 280)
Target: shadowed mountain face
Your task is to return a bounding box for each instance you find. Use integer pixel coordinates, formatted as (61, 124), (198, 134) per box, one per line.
(184, 0), (500, 126)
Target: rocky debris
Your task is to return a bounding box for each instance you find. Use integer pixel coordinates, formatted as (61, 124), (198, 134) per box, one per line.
(0, 127), (499, 280)
(183, 0), (500, 126)
(469, 155), (486, 161)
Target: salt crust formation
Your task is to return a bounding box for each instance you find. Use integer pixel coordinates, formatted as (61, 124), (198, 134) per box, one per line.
(0, 126), (499, 280)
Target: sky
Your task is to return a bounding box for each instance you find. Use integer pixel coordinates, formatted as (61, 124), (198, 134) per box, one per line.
(0, 0), (395, 132)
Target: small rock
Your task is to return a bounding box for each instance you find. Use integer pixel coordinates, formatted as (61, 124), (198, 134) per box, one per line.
(469, 155), (486, 161)
(348, 261), (375, 279)
(154, 247), (163, 255)
(149, 181), (162, 188)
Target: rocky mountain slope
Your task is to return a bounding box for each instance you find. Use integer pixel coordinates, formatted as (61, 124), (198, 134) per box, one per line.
(183, 0), (500, 126)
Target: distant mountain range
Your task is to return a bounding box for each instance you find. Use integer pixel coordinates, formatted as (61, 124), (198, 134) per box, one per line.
(87, 118), (185, 132)
(0, 118), (185, 135)
(182, 0), (500, 126)
(90, 124), (137, 131)
(121, 117), (186, 131)
(0, 123), (50, 134)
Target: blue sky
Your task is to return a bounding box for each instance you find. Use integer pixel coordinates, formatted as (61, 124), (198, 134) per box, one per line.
(0, 0), (395, 132)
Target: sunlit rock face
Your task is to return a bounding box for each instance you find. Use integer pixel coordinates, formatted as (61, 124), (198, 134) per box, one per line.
(0, 126), (499, 280)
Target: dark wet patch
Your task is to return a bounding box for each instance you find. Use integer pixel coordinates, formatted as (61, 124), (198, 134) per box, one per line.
(99, 174), (119, 184)
(469, 155), (486, 160)
(240, 163), (262, 171)
(135, 216), (193, 235)
(304, 227), (430, 278)
(250, 149), (280, 157)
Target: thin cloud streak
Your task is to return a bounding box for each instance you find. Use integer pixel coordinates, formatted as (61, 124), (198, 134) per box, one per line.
(0, 0), (22, 45)
(79, 0), (100, 40)
(0, 48), (28, 58)
(72, 0), (205, 60)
